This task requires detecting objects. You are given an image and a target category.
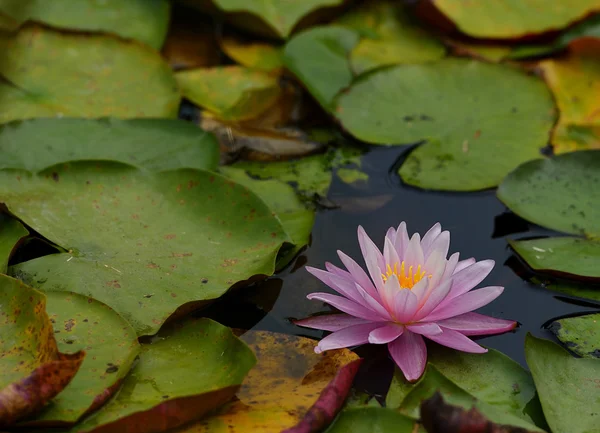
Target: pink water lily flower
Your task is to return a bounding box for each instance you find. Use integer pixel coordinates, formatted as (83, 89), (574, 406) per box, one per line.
(295, 222), (517, 382)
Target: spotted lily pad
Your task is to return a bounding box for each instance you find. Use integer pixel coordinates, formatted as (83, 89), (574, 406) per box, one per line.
(430, 0), (600, 38)
(0, 0), (170, 49)
(336, 59), (555, 191)
(21, 292), (140, 425)
(337, 0), (446, 74)
(176, 66), (281, 122)
(510, 237), (600, 280)
(325, 407), (423, 433)
(538, 40), (600, 154)
(7, 162), (289, 336)
(0, 25), (180, 124)
(0, 214), (28, 273)
(284, 26), (359, 112)
(525, 333), (600, 433)
(548, 314), (600, 358)
(0, 275), (85, 427)
(176, 331), (359, 432)
(70, 318), (256, 433)
(497, 150), (600, 237)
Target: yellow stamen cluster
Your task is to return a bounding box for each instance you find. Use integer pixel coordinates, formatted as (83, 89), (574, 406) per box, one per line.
(381, 261), (428, 289)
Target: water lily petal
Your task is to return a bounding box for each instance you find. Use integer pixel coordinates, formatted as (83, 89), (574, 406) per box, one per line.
(380, 274), (401, 311)
(294, 314), (372, 332)
(424, 230), (450, 261)
(444, 259), (495, 302)
(437, 312), (517, 336)
(442, 252), (460, 281)
(455, 257), (476, 274)
(393, 287), (419, 323)
(368, 323), (404, 344)
(325, 262), (352, 280)
(420, 223), (441, 255)
(414, 277), (452, 321)
(426, 328), (487, 353)
(425, 286), (504, 322)
(315, 322), (382, 353)
(407, 322), (443, 336)
(424, 249), (447, 288)
(337, 250), (379, 299)
(306, 267), (363, 305)
(394, 221), (409, 259)
(355, 283), (392, 320)
(388, 331), (427, 382)
(403, 233), (424, 269)
(385, 226), (397, 245)
(307, 292), (385, 321)
(358, 225), (385, 291)
(383, 237), (401, 272)
(410, 277), (429, 304)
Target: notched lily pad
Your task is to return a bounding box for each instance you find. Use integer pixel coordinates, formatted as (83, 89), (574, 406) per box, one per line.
(548, 314), (600, 358)
(6, 162), (289, 336)
(497, 150), (600, 237)
(0, 275), (85, 427)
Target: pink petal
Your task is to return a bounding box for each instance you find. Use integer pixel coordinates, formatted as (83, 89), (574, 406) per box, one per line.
(383, 237), (401, 272)
(424, 231), (450, 261)
(393, 287), (419, 323)
(425, 286), (504, 322)
(357, 226), (385, 292)
(379, 274), (401, 311)
(368, 323), (404, 344)
(315, 322), (382, 353)
(337, 250), (379, 300)
(403, 233), (424, 269)
(442, 252), (460, 281)
(455, 257), (476, 274)
(307, 292), (385, 321)
(325, 262), (352, 279)
(413, 278), (452, 321)
(306, 267), (363, 305)
(424, 249), (447, 288)
(420, 223), (441, 256)
(436, 312), (517, 336)
(355, 283), (392, 320)
(394, 222), (409, 259)
(388, 331), (427, 382)
(444, 259), (495, 302)
(294, 314), (372, 332)
(385, 226), (397, 245)
(426, 328), (487, 353)
(407, 322), (443, 336)
(410, 277), (429, 305)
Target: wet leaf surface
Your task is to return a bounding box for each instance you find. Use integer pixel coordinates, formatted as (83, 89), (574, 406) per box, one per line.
(336, 59), (555, 190)
(510, 237), (600, 280)
(548, 313), (600, 358)
(497, 150), (600, 237)
(0, 118), (220, 173)
(176, 66), (281, 121)
(6, 162), (289, 336)
(525, 333), (600, 433)
(175, 331), (359, 432)
(21, 292), (140, 426)
(0, 25), (180, 124)
(284, 26), (359, 111)
(0, 0), (170, 49)
(430, 0), (600, 38)
(538, 39), (600, 154)
(325, 407), (423, 433)
(0, 214), (28, 273)
(221, 37), (284, 72)
(0, 275), (85, 427)
(541, 280), (600, 304)
(70, 318), (255, 433)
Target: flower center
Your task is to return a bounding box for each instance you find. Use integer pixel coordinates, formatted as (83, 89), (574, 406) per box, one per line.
(381, 261), (428, 289)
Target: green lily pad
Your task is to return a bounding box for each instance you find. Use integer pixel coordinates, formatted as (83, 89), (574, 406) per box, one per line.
(549, 314), (600, 358)
(325, 407), (423, 433)
(336, 59), (555, 191)
(0, 118), (220, 173)
(0, 0), (170, 49)
(387, 345), (544, 427)
(0, 25), (180, 125)
(0, 214), (28, 273)
(337, 0), (445, 74)
(212, 0), (344, 38)
(70, 318), (256, 433)
(510, 237), (600, 280)
(398, 366), (543, 431)
(497, 150), (600, 237)
(543, 281), (600, 304)
(431, 0), (600, 38)
(176, 66), (281, 122)
(525, 333), (600, 433)
(23, 292), (140, 425)
(6, 162), (289, 336)
(221, 37), (284, 72)
(284, 26), (359, 112)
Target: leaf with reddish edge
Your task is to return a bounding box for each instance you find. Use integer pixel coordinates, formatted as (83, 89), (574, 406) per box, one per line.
(282, 358), (362, 433)
(420, 392), (537, 433)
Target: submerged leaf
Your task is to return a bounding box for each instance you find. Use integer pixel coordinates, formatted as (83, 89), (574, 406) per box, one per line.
(548, 314), (600, 358)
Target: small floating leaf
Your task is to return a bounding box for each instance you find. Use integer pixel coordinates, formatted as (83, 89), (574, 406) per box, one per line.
(548, 313), (600, 359)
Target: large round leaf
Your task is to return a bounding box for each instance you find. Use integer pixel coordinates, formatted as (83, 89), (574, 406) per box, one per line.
(0, 118), (219, 173)
(71, 318), (256, 433)
(431, 0), (600, 38)
(0, 214), (28, 273)
(510, 237), (600, 280)
(525, 334), (600, 433)
(24, 292), (140, 425)
(497, 150), (600, 237)
(0, 0), (170, 49)
(0, 25), (180, 124)
(6, 162), (289, 335)
(336, 59), (555, 191)
(549, 313), (600, 358)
